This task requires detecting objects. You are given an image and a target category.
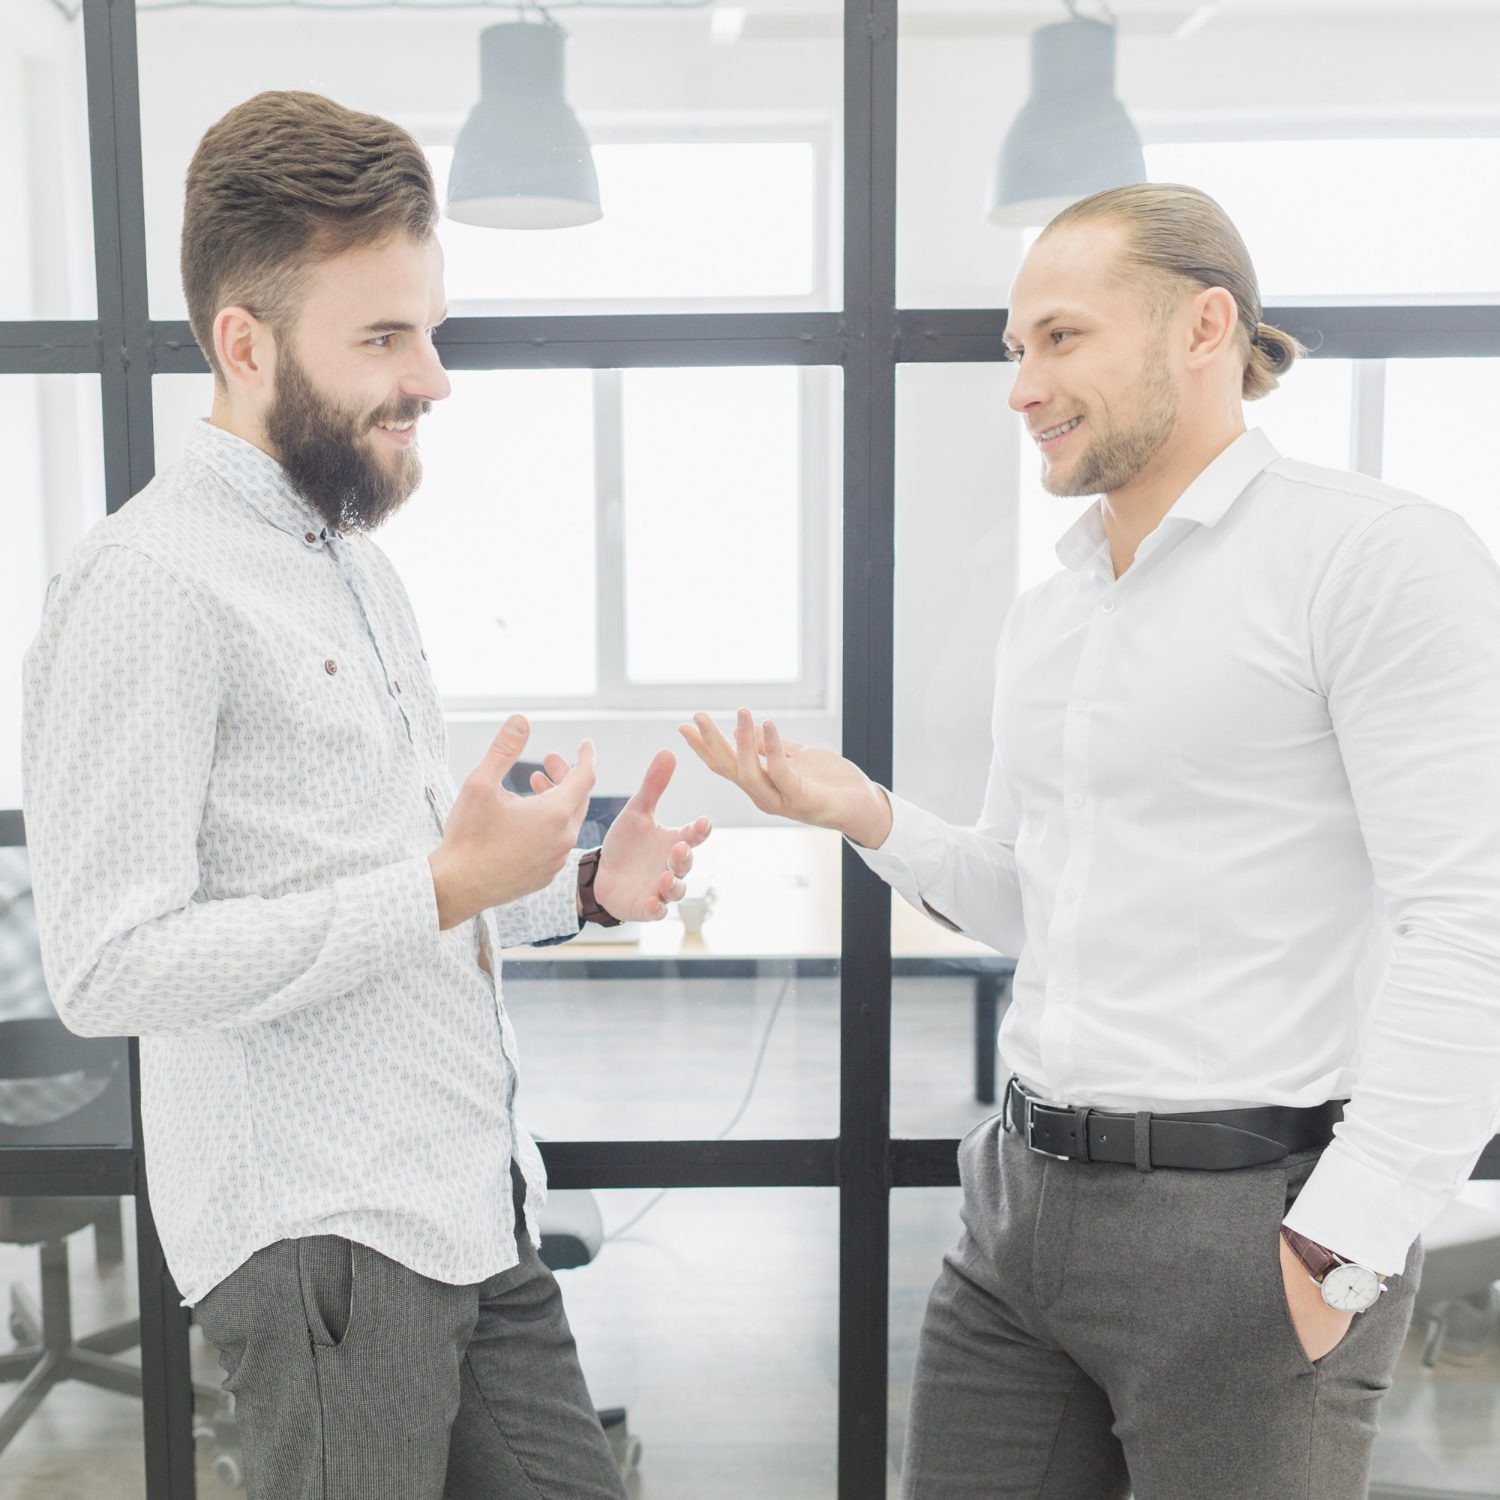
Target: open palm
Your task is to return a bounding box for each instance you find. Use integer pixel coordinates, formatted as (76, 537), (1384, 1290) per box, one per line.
(679, 710), (891, 847)
(529, 749), (711, 922)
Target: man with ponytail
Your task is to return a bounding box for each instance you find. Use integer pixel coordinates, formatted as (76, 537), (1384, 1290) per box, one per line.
(684, 182), (1500, 1496)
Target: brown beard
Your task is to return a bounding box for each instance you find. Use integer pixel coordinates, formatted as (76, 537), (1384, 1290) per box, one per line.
(1043, 344), (1180, 499)
(263, 343), (430, 534)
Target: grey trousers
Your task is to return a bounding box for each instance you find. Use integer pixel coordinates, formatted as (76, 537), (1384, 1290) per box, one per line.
(193, 1164), (625, 1500)
(902, 1112), (1423, 1500)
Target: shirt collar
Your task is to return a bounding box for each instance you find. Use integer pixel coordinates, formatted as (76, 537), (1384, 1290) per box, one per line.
(1054, 427), (1280, 574)
(187, 419), (335, 548)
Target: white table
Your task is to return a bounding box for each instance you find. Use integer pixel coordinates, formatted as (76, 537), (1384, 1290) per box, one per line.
(505, 826), (1016, 1104)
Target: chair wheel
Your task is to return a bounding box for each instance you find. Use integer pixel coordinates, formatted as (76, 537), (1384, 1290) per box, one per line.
(213, 1451), (244, 1489)
(620, 1436), (642, 1474)
(193, 1422), (215, 1454)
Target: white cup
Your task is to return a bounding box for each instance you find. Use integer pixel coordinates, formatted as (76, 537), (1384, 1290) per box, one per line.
(675, 888), (717, 935)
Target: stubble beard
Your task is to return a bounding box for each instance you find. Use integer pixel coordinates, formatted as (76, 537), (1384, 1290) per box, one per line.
(263, 343), (429, 534)
(1041, 346), (1180, 499)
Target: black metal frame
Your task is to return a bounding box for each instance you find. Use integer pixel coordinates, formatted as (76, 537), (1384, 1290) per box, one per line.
(4, 1), (1500, 1494)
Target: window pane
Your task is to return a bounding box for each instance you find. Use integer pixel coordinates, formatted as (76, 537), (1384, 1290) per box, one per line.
(1383, 357), (1500, 563)
(623, 367), (803, 685)
(889, 1187), (964, 1494)
(435, 141), (820, 309)
(380, 370), (598, 701)
(1147, 140), (1500, 302)
(897, 5), (1500, 307)
(140, 9), (841, 319)
(0, 11), (95, 319)
(562, 1187), (838, 1496)
(505, 825), (838, 1142)
(2, 375), (105, 812)
(893, 364), (1021, 1139)
(0, 1195), (146, 1498)
(1244, 358), (1353, 473)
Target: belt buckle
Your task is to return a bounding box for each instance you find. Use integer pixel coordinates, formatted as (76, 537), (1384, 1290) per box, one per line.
(1022, 1095), (1075, 1161)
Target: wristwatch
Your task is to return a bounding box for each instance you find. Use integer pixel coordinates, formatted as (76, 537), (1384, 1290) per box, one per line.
(575, 849), (621, 929)
(1280, 1226), (1385, 1313)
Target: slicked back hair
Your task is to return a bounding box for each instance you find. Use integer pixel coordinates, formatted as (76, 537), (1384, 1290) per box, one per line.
(1043, 182), (1304, 401)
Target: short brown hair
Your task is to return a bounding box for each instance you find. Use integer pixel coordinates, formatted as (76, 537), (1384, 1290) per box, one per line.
(181, 90), (439, 384)
(1042, 182), (1303, 401)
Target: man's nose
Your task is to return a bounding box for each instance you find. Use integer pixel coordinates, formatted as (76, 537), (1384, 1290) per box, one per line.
(1007, 361), (1045, 415)
(406, 340), (452, 405)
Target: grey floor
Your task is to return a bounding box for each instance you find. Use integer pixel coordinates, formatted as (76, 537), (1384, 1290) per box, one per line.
(2, 975), (1497, 1498)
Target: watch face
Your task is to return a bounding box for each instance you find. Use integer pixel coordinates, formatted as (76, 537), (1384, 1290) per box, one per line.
(1321, 1262), (1381, 1314)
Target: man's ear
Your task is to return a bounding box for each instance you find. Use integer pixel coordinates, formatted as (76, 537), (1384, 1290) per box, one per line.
(1184, 286), (1240, 369)
(213, 306), (275, 395)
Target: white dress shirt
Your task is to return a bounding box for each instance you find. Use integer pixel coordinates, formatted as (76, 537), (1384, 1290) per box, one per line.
(22, 420), (581, 1304)
(860, 428), (1500, 1273)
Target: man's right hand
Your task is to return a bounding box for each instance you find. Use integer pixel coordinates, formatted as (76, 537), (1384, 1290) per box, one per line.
(678, 709), (893, 849)
(427, 714), (596, 931)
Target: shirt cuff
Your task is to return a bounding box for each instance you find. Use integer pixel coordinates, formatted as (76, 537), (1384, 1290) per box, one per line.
(847, 791), (944, 909)
(361, 855), (443, 971)
(530, 848), (587, 947)
(1281, 1138), (1435, 1276)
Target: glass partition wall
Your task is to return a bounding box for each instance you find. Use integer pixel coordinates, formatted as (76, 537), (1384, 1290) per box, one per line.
(3, 2), (1500, 1495)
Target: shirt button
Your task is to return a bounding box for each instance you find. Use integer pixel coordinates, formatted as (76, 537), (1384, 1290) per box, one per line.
(304, 531), (317, 545)
(1053, 986), (1069, 1001)
(420, 648), (428, 661)
(1102, 598), (1116, 614)
(425, 785), (437, 802)
(324, 659), (338, 675)
(1071, 697), (1088, 713)
(393, 680), (402, 694)
(1070, 792), (1085, 808)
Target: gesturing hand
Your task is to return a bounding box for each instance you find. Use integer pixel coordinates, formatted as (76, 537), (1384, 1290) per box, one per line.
(678, 709), (893, 849)
(528, 749), (712, 922)
(428, 714), (596, 931)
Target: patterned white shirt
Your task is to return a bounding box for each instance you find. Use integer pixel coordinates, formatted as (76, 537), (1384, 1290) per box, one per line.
(859, 429), (1500, 1274)
(22, 419), (580, 1304)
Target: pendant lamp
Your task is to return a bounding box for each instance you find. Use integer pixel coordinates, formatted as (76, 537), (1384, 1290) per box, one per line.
(447, 21), (602, 231)
(988, 15), (1145, 227)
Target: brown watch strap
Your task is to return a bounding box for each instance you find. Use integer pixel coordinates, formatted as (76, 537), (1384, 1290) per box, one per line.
(1280, 1225), (1344, 1284)
(576, 849), (621, 928)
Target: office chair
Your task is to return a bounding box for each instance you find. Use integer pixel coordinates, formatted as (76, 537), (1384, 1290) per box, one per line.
(1411, 1184), (1500, 1367)
(535, 1181), (643, 1477)
(0, 1018), (199, 1451)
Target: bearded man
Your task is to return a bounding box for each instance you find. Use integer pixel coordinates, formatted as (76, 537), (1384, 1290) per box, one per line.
(22, 90), (710, 1500)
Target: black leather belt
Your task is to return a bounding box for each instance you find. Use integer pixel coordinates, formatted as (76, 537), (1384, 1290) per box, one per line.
(1003, 1076), (1344, 1171)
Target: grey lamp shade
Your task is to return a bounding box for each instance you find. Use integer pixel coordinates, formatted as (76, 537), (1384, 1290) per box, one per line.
(447, 22), (602, 231)
(988, 16), (1145, 228)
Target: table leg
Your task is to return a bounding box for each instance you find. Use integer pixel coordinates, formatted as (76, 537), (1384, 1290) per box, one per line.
(974, 972), (1001, 1105)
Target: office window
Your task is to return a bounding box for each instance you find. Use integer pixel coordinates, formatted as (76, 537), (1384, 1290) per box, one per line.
(379, 365), (836, 711)
(0, 12), (95, 320)
(433, 138), (826, 312)
(1145, 139), (1500, 302)
(0, 376), (105, 810)
(1383, 358), (1500, 562)
(138, 11), (842, 321)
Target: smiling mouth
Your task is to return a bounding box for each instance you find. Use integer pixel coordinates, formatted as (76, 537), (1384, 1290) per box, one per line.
(1033, 415), (1083, 448)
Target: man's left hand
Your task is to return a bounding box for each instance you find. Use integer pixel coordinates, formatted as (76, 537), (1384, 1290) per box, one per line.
(1278, 1233), (1355, 1363)
(532, 749), (712, 922)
